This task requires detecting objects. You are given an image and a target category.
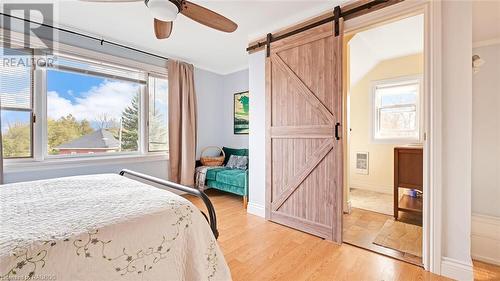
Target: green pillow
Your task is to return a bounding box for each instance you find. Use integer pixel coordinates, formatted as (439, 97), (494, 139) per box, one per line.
(222, 147), (248, 165)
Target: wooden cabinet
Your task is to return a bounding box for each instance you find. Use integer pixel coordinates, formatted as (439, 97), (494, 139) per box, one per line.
(394, 147), (423, 220)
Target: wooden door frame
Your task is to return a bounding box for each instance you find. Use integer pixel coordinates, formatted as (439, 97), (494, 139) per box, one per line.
(341, 0), (442, 274)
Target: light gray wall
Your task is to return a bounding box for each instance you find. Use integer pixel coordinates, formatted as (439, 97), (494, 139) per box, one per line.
(247, 51), (266, 217)
(472, 44), (500, 218)
(221, 69), (249, 150)
(4, 160), (168, 183)
(195, 68), (249, 159)
(195, 68), (225, 158)
(441, 0), (473, 274)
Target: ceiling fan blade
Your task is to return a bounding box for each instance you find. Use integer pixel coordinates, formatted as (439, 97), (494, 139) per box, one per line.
(154, 19), (173, 39)
(180, 1), (237, 33)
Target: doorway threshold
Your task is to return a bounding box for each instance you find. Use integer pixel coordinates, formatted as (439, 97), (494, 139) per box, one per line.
(343, 208), (423, 266)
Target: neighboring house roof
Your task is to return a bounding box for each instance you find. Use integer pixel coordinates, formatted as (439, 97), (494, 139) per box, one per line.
(56, 129), (120, 150)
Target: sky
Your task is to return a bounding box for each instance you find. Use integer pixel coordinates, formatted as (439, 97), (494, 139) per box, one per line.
(46, 70), (140, 127)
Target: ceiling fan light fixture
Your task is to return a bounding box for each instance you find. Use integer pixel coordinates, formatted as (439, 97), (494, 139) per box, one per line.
(146, 0), (179, 21)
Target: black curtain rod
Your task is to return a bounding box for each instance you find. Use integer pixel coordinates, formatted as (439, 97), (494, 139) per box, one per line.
(0, 12), (169, 61)
(246, 0), (391, 53)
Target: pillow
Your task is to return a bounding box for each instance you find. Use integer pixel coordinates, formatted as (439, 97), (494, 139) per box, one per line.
(222, 147), (249, 165)
(225, 155), (248, 170)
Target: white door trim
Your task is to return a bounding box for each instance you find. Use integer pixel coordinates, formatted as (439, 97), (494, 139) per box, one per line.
(343, 0), (442, 274)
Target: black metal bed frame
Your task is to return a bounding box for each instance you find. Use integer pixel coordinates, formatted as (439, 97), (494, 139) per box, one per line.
(119, 169), (219, 239)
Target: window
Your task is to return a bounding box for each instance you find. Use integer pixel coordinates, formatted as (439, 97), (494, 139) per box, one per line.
(148, 76), (168, 152)
(1, 45), (169, 164)
(46, 55), (145, 156)
(371, 76), (422, 142)
(0, 48), (34, 158)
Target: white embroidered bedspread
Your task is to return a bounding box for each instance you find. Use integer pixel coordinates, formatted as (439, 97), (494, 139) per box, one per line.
(0, 174), (231, 281)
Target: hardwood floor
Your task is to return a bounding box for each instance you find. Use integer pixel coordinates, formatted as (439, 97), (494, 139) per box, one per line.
(185, 190), (500, 281)
(474, 261), (500, 281)
(350, 188), (394, 215)
(343, 208), (422, 266)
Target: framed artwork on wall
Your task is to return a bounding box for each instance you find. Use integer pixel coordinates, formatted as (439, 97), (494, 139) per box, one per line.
(234, 91), (249, 135)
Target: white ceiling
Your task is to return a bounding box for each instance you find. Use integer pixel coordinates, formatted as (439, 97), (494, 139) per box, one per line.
(473, 0), (500, 43)
(8, 0), (349, 74)
(349, 14), (424, 86)
(3, 1), (497, 74)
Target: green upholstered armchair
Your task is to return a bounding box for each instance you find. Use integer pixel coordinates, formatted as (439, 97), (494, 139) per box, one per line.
(204, 147), (249, 208)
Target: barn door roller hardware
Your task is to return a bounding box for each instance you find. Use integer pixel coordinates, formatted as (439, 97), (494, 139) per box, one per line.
(247, 0), (395, 57)
(334, 6), (341, 37)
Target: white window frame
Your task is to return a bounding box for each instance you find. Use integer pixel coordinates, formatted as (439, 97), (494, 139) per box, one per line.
(370, 75), (423, 144)
(2, 31), (169, 169)
(147, 74), (169, 153)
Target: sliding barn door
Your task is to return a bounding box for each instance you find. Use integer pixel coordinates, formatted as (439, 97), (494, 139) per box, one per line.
(266, 21), (343, 242)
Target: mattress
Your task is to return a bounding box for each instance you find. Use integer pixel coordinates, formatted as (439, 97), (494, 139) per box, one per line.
(0, 174), (231, 281)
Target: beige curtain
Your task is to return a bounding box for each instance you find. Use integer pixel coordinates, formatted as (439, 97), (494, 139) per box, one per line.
(168, 59), (197, 186)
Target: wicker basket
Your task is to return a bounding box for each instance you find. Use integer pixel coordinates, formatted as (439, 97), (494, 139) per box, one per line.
(200, 146), (225, 166)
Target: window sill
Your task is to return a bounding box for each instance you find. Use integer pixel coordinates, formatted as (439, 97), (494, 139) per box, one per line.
(4, 153), (169, 173)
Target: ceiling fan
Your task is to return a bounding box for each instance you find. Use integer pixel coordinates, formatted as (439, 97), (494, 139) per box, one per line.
(80, 0), (238, 39)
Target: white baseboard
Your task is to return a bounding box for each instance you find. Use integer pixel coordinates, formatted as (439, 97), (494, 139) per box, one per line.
(471, 213), (500, 265)
(247, 201), (265, 218)
(441, 257), (474, 281)
(350, 182), (392, 194)
(343, 200), (352, 214)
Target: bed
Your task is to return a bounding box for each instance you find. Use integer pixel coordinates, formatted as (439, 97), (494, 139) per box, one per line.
(0, 170), (231, 281)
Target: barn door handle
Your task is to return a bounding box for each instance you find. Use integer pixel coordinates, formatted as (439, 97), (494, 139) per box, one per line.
(335, 122), (341, 140)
